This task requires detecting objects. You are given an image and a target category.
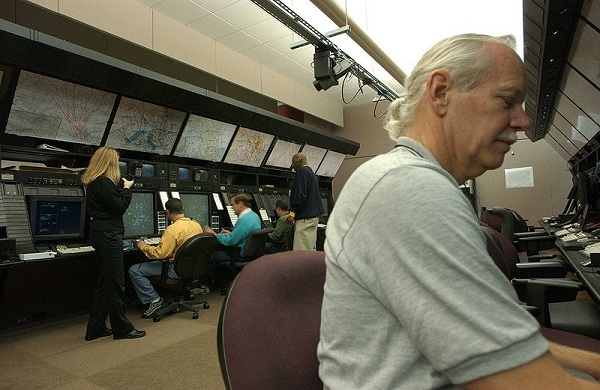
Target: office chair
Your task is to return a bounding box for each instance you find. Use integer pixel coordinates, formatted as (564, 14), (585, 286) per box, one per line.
(219, 227), (273, 295)
(217, 248), (600, 389)
(148, 232), (217, 322)
(481, 207), (556, 259)
(218, 251), (325, 390)
(482, 224), (600, 339)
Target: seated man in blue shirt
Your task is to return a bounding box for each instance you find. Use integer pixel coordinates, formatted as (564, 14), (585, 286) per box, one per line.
(195, 193), (261, 294)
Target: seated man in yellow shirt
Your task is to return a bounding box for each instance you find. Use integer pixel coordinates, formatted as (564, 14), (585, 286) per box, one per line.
(129, 198), (202, 318)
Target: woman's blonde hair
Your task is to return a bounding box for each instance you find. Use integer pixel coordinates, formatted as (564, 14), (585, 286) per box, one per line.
(81, 146), (121, 186)
(384, 33), (517, 141)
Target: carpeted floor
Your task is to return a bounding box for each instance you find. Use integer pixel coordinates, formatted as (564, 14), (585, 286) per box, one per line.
(0, 290), (226, 390)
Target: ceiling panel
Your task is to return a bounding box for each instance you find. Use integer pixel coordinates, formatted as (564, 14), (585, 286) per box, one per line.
(153, 0), (210, 24)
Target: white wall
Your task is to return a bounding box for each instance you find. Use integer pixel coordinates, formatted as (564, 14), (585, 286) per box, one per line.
(25, 0), (345, 127)
(333, 104), (573, 224)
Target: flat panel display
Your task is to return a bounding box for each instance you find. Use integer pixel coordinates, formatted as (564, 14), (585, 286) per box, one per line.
(106, 97), (185, 155)
(316, 150), (346, 178)
(173, 114), (237, 162)
(179, 193), (210, 228)
(264, 139), (302, 168)
(28, 196), (86, 242)
(6, 70), (115, 145)
(123, 191), (156, 238)
(223, 127), (275, 167)
(300, 144), (327, 172)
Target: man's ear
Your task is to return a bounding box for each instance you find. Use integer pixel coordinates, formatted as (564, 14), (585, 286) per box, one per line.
(427, 70), (450, 115)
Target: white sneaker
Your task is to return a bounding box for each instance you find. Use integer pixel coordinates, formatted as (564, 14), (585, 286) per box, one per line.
(141, 297), (164, 318)
(191, 286), (210, 296)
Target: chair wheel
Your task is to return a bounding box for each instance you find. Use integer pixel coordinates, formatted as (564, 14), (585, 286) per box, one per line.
(192, 312), (199, 319)
(203, 303), (210, 309)
(153, 316), (161, 322)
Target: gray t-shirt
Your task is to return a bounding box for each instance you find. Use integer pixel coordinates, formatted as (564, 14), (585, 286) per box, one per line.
(318, 137), (548, 389)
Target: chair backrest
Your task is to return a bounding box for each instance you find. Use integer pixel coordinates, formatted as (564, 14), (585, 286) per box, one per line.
(480, 224), (518, 280)
(242, 227), (273, 260)
(218, 251), (326, 390)
(173, 232), (217, 279)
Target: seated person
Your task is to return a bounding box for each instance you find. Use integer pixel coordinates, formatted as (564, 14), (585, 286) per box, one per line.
(265, 199), (292, 254)
(129, 198), (202, 318)
(195, 193), (261, 294)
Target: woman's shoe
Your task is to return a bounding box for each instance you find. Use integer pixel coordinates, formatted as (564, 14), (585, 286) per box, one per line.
(113, 329), (146, 340)
(84, 327), (113, 341)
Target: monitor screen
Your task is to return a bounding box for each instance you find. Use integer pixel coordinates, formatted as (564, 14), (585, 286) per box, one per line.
(178, 167), (190, 181)
(300, 144), (327, 172)
(316, 150), (346, 177)
(223, 127), (275, 167)
(119, 161), (128, 177)
(264, 139), (302, 169)
(173, 114), (237, 162)
(179, 193), (210, 228)
(28, 196), (86, 242)
(123, 192), (156, 238)
(321, 197), (330, 217)
(106, 97), (185, 155)
(141, 163), (155, 178)
(6, 70), (115, 145)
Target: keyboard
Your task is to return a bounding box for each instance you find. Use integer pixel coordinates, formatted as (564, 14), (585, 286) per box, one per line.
(581, 241), (600, 257)
(56, 245), (95, 255)
(143, 237), (161, 245)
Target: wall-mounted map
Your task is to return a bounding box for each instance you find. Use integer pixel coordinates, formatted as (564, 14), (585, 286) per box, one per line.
(106, 97), (185, 155)
(264, 139), (302, 169)
(6, 70), (116, 145)
(173, 114), (237, 162)
(316, 150), (346, 178)
(300, 144), (327, 172)
(223, 127), (274, 167)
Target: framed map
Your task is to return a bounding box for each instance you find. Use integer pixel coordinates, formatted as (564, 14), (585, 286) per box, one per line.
(173, 114), (237, 161)
(223, 127), (274, 167)
(264, 139), (302, 169)
(106, 97), (185, 155)
(6, 70), (116, 145)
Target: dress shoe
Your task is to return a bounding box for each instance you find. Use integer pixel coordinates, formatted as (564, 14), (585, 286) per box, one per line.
(85, 327), (113, 341)
(113, 329), (146, 340)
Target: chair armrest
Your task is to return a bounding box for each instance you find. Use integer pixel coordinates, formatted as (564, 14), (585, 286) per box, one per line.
(521, 304), (541, 317)
(220, 245), (240, 268)
(515, 261), (568, 278)
(523, 253), (557, 262)
(515, 231), (552, 239)
(512, 278), (585, 327)
(160, 260), (170, 283)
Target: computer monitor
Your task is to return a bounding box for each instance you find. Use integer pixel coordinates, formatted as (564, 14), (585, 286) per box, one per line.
(28, 196), (87, 242)
(179, 193), (210, 228)
(321, 197), (330, 217)
(123, 191), (156, 238)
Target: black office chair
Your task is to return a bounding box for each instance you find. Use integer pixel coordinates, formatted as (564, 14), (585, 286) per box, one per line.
(148, 232), (217, 322)
(482, 224), (600, 339)
(218, 251), (325, 390)
(219, 227), (273, 295)
(481, 207), (556, 259)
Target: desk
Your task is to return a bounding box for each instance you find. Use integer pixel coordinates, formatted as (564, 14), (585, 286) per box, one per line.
(541, 221), (600, 306)
(0, 253), (98, 331)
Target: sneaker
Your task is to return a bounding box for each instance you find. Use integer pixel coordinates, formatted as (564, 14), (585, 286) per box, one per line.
(141, 297), (164, 318)
(190, 286), (210, 296)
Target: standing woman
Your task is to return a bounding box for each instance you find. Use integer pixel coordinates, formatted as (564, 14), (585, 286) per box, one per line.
(81, 147), (145, 340)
